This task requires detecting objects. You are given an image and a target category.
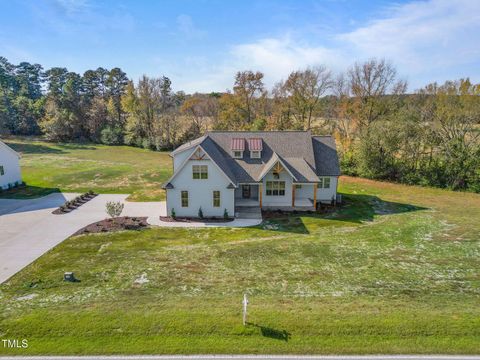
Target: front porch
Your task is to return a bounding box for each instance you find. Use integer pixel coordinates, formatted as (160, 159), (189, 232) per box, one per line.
(235, 183), (316, 211)
(235, 197), (260, 207)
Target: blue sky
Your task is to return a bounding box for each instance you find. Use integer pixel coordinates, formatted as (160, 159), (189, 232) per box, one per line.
(1, 0), (479, 93)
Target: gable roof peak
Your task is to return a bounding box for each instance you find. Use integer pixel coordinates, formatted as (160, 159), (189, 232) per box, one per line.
(0, 139), (21, 158)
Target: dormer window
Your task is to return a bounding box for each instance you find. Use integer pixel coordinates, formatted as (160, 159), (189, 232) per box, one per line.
(231, 138), (245, 159)
(248, 138), (262, 158)
(233, 150), (243, 159)
(250, 150), (261, 159)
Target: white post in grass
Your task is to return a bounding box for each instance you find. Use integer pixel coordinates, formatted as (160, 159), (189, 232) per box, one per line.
(242, 293), (248, 325)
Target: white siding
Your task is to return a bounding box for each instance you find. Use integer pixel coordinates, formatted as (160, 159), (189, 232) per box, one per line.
(166, 159), (235, 217)
(316, 176), (338, 203)
(295, 184), (315, 200)
(173, 148), (195, 172)
(0, 145), (22, 189)
(261, 169), (293, 206)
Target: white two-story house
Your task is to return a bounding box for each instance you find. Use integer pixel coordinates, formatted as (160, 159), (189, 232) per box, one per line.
(162, 131), (340, 218)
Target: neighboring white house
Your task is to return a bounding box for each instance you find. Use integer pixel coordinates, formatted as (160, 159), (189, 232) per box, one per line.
(0, 140), (22, 190)
(163, 131), (340, 218)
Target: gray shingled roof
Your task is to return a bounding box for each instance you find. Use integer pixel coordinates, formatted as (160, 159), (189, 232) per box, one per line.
(312, 136), (341, 176)
(167, 131), (340, 186)
(171, 135), (207, 155)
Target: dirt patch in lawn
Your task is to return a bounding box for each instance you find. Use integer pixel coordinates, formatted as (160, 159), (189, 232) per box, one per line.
(73, 217), (148, 236)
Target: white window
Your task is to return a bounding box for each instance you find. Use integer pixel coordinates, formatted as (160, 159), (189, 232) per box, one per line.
(318, 177), (331, 189)
(213, 190), (220, 207)
(295, 184), (302, 189)
(181, 191), (189, 207)
(192, 165), (208, 179)
(266, 181), (285, 196)
(233, 150), (243, 159)
(0, 166), (4, 176)
(250, 151), (261, 159)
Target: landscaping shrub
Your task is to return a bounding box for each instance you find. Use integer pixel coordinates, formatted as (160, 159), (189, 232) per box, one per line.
(106, 201), (124, 218)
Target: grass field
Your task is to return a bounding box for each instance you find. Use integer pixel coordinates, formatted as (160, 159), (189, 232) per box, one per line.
(1, 159), (479, 355)
(1, 138), (171, 201)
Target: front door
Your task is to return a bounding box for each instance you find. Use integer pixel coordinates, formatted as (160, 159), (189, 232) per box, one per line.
(242, 185), (251, 198)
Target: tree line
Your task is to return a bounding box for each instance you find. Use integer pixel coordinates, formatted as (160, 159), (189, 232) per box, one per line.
(1, 56), (479, 192)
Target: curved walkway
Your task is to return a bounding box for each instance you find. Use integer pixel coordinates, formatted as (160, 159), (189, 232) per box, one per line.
(0, 193), (262, 283)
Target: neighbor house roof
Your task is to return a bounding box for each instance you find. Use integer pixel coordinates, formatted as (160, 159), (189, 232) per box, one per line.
(0, 139), (21, 158)
(167, 131), (340, 186)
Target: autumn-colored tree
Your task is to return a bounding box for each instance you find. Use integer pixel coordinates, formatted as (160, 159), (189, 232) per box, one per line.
(280, 66), (333, 130)
(418, 79), (480, 190)
(270, 81), (293, 130)
(232, 70), (266, 127)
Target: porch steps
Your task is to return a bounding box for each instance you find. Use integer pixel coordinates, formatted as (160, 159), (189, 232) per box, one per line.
(235, 206), (262, 219)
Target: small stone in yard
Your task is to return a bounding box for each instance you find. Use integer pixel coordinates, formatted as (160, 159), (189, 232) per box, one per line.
(16, 293), (38, 301)
(64, 272), (78, 282)
(134, 272), (149, 285)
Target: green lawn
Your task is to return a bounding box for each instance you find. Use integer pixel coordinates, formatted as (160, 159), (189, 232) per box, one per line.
(1, 138), (171, 201)
(1, 175), (479, 355)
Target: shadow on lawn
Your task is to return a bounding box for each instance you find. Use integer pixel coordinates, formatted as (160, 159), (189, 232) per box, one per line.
(0, 185), (60, 201)
(5, 142), (65, 154)
(246, 322), (291, 342)
(6, 141), (97, 155)
(261, 193), (428, 235)
(334, 193), (428, 223)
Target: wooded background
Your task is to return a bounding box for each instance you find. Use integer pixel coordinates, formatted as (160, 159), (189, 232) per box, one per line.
(1, 57), (478, 192)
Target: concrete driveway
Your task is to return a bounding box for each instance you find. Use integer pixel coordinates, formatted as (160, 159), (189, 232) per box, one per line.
(0, 193), (262, 284)
(0, 193), (165, 284)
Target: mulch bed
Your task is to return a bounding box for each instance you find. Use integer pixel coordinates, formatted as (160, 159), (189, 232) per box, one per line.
(52, 193), (98, 215)
(73, 216), (148, 236)
(160, 216), (234, 223)
(262, 205), (338, 219)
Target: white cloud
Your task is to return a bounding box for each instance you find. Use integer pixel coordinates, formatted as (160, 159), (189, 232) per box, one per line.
(53, 0), (90, 16)
(338, 0), (480, 83)
(173, 35), (347, 93)
(161, 0), (480, 93)
(230, 35), (347, 87)
(176, 14), (206, 39)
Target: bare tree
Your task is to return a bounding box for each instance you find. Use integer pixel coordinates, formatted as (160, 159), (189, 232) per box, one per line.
(281, 66), (333, 130)
(348, 59), (406, 129)
(332, 73), (356, 152)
